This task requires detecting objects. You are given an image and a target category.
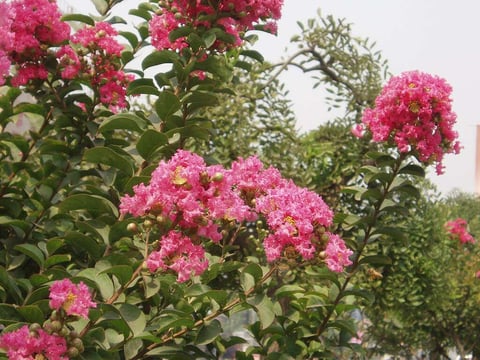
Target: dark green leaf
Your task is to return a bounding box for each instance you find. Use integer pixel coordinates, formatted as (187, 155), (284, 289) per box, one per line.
(155, 91), (181, 121)
(359, 255), (392, 266)
(240, 263), (263, 292)
(58, 194), (119, 218)
(142, 51), (180, 70)
(136, 129), (168, 160)
(240, 50), (264, 63)
(45, 254), (72, 268)
(127, 78), (160, 96)
(195, 319), (222, 345)
(118, 303), (146, 337)
(14, 244), (45, 268)
(17, 305), (45, 324)
(100, 265), (134, 286)
(99, 113), (147, 133)
(61, 14), (95, 26)
(84, 146), (135, 176)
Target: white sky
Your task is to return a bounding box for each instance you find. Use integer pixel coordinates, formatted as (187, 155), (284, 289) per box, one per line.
(65, 0), (478, 195)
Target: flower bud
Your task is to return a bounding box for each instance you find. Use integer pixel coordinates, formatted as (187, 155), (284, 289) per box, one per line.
(143, 219), (154, 229)
(211, 172), (224, 182)
(127, 222), (138, 233)
(67, 347), (80, 358)
(50, 320), (63, 333)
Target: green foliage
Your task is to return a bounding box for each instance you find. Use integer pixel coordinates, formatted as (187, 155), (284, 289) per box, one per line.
(365, 188), (480, 358)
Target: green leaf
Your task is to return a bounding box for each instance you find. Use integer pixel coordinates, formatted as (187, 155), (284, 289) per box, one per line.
(14, 244), (45, 268)
(155, 91), (181, 121)
(248, 294), (276, 329)
(59, 194), (119, 218)
(203, 31), (217, 48)
(64, 232), (103, 260)
(399, 163), (425, 177)
(143, 275), (160, 299)
(240, 49), (264, 63)
(136, 129), (168, 160)
(127, 78), (160, 96)
(275, 285), (305, 298)
(129, 7), (151, 21)
(100, 265), (134, 286)
(119, 31), (139, 49)
(328, 319), (357, 336)
(17, 305), (45, 324)
(45, 254), (72, 268)
(118, 303), (146, 337)
(0, 267), (23, 303)
(92, 0), (109, 15)
(195, 319), (222, 345)
(99, 113), (147, 133)
(169, 26), (193, 42)
(359, 255), (392, 266)
(142, 51), (180, 70)
(84, 147), (135, 176)
(76, 269), (115, 301)
(0, 304), (21, 324)
(184, 91), (219, 112)
(61, 14), (95, 26)
(240, 263), (263, 292)
(124, 338), (143, 360)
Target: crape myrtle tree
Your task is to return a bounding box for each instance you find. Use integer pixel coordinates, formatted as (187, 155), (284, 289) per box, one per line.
(0, 1), (464, 360)
(365, 189), (480, 359)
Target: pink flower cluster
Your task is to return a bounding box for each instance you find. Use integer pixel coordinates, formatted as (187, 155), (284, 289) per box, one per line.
(355, 71), (461, 174)
(120, 150), (352, 281)
(0, 325), (68, 360)
(146, 230), (209, 282)
(149, 0), (283, 51)
(0, 0), (132, 112)
(0, 0), (70, 86)
(49, 278), (97, 318)
(445, 218), (475, 244)
(66, 21), (134, 112)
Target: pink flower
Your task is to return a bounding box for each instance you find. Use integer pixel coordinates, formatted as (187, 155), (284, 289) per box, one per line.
(445, 218), (475, 244)
(9, 0), (70, 59)
(148, 0), (283, 51)
(73, 22), (123, 56)
(0, 325), (68, 360)
(325, 234), (353, 272)
(149, 13), (188, 51)
(11, 63), (48, 87)
(56, 45), (81, 80)
(475, 270), (480, 279)
(349, 331), (363, 344)
(361, 71), (460, 174)
(49, 278), (97, 318)
(351, 124), (364, 138)
(256, 179), (335, 262)
(147, 230), (208, 282)
(0, 50), (10, 85)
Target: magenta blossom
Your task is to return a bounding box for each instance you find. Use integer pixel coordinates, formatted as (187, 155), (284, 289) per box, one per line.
(445, 218), (475, 244)
(0, 325), (68, 360)
(49, 278), (97, 318)
(360, 71), (460, 174)
(325, 234), (353, 272)
(146, 230), (208, 282)
(148, 0), (283, 51)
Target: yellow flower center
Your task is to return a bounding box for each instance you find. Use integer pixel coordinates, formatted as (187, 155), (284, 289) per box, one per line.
(409, 101), (421, 113)
(172, 166), (187, 186)
(63, 292), (77, 312)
